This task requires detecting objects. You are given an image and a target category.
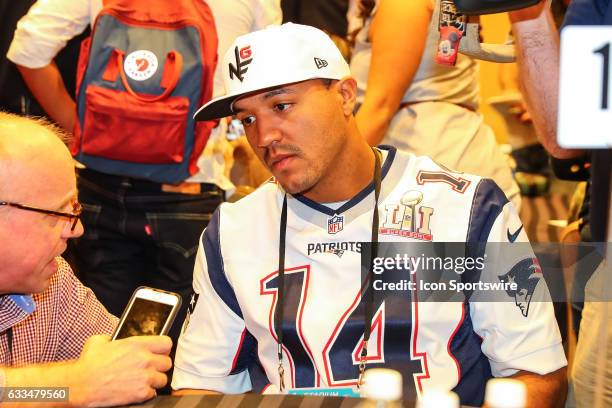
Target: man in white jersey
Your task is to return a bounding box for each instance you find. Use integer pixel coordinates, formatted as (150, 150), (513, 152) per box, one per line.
(172, 23), (567, 406)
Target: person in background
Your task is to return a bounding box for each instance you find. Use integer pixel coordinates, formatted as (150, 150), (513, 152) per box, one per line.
(491, 0), (569, 197)
(0, 0), (87, 117)
(0, 112), (172, 407)
(281, 0), (351, 59)
(349, 0), (521, 208)
(6, 0), (281, 357)
(509, 1), (612, 406)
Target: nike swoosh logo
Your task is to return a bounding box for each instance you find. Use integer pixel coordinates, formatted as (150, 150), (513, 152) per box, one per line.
(507, 225), (524, 243)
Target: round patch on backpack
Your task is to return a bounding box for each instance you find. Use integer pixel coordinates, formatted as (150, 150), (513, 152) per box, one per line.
(124, 50), (158, 81)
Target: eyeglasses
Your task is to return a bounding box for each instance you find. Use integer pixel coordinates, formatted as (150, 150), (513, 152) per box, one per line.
(0, 200), (83, 231)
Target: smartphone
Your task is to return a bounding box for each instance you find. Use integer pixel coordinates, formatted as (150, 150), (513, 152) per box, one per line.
(112, 286), (182, 340)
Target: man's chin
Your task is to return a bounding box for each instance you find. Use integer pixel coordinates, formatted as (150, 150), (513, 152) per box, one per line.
(42, 258), (59, 280)
(276, 176), (310, 196)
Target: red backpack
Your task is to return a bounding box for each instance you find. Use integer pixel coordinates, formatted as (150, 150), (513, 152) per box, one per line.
(72, 0), (218, 184)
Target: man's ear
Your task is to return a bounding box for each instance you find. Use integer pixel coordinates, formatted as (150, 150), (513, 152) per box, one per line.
(337, 77), (357, 116)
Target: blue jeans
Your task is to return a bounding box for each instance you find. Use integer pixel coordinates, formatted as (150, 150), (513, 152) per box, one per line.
(67, 169), (223, 344)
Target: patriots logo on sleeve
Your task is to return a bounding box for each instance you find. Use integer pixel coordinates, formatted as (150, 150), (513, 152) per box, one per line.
(498, 258), (542, 317)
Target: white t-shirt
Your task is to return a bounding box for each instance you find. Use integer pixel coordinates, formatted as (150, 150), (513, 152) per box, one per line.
(7, 0), (282, 188)
(349, 0), (479, 110)
(172, 146), (566, 405)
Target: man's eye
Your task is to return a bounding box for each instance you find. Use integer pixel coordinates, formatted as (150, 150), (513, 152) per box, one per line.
(241, 116), (256, 126)
(274, 103), (291, 112)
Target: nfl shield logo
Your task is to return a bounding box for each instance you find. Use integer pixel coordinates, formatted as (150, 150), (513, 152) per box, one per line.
(328, 215), (344, 234)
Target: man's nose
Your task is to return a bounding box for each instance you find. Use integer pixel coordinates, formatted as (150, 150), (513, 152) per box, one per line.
(64, 218), (84, 239)
(255, 117), (282, 148)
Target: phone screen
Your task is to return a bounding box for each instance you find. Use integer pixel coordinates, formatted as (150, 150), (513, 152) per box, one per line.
(114, 297), (175, 339)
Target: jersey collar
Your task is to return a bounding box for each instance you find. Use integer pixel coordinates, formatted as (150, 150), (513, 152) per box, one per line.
(293, 145), (396, 216)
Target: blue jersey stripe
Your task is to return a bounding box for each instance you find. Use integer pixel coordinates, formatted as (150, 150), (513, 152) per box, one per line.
(202, 209), (243, 318)
(466, 178), (508, 243)
(449, 303), (492, 406)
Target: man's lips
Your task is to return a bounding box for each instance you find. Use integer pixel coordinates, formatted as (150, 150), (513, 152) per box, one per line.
(267, 154), (295, 171)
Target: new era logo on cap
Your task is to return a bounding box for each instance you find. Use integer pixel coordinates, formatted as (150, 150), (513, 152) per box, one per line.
(228, 45), (253, 82)
(314, 57), (328, 69)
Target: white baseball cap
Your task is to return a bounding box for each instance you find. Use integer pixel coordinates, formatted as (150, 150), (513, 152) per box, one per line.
(194, 23), (351, 121)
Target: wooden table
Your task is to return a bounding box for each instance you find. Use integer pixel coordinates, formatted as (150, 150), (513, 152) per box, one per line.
(128, 394), (415, 407)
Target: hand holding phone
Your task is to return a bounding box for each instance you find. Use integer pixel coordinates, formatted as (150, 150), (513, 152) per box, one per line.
(113, 286), (182, 340)
(71, 334), (173, 406)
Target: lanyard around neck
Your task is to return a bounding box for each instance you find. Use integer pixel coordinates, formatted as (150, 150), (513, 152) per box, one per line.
(275, 147), (382, 391)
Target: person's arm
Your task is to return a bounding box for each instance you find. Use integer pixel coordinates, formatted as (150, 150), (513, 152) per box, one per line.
(511, 367), (567, 408)
(466, 180), (568, 406)
(17, 64), (77, 134)
(254, 0), (283, 28)
(2, 335), (172, 408)
(509, 3), (583, 159)
(355, 0), (432, 146)
(6, 0), (90, 134)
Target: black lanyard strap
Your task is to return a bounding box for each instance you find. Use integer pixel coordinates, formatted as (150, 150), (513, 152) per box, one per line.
(275, 195), (288, 391)
(361, 148), (381, 355)
(358, 148), (381, 387)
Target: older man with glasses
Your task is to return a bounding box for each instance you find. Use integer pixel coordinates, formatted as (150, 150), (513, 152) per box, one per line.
(0, 112), (172, 407)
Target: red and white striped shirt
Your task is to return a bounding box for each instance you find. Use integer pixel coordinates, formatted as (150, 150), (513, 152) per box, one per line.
(0, 257), (118, 366)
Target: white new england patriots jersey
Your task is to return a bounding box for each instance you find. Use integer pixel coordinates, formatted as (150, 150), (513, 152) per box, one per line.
(173, 146), (566, 406)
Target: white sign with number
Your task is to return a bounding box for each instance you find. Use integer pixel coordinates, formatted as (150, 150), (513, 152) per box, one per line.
(558, 26), (612, 148)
